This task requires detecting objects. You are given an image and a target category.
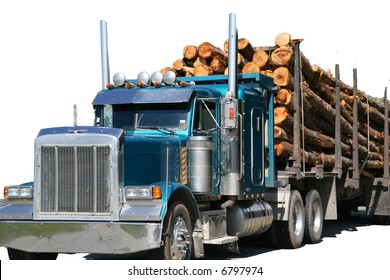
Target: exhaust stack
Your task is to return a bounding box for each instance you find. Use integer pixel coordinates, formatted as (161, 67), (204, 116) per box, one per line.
(221, 13), (241, 196)
(228, 13), (238, 97)
(100, 20), (110, 90)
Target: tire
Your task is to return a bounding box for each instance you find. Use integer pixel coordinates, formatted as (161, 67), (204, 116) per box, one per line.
(8, 248), (58, 260)
(373, 215), (390, 225)
(304, 190), (323, 244)
(149, 200), (193, 260)
(279, 190), (305, 249)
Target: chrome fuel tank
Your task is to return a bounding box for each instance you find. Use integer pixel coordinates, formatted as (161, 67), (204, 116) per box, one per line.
(187, 136), (213, 194)
(227, 200), (273, 237)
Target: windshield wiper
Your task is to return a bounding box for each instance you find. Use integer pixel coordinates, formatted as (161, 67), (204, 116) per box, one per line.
(137, 126), (176, 135)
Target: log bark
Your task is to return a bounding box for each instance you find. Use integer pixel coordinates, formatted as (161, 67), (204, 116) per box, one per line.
(237, 53), (249, 68)
(303, 83), (353, 135)
(274, 140), (317, 165)
(274, 126), (293, 143)
(198, 42), (227, 61)
(342, 92), (388, 127)
(260, 69), (274, 77)
(238, 38), (255, 60)
(194, 57), (207, 67)
(172, 59), (195, 76)
(366, 95), (387, 114)
(210, 56), (227, 73)
(194, 64), (213, 76)
(317, 153), (352, 168)
(274, 140), (293, 157)
(275, 107), (351, 157)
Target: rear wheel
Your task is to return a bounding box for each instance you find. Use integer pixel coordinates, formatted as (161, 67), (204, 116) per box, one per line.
(8, 248), (58, 260)
(279, 190), (305, 249)
(304, 190), (323, 244)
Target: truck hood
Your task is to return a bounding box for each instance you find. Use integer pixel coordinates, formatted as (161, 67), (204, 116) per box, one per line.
(123, 134), (181, 186)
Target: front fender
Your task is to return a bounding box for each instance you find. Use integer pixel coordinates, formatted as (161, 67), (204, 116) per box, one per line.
(161, 183), (201, 224)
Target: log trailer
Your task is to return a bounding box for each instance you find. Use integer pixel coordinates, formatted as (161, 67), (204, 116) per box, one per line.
(1, 13), (389, 260)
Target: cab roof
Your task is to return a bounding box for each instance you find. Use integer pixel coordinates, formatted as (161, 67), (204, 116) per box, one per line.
(92, 73), (275, 106)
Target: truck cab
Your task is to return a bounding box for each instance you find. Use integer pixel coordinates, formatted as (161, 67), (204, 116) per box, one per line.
(0, 65), (276, 259)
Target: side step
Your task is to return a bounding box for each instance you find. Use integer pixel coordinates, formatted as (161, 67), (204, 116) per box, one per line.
(203, 235), (238, 245)
(200, 209), (238, 244)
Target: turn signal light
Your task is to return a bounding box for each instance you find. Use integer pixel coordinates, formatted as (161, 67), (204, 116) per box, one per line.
(153, 186), (162, 199)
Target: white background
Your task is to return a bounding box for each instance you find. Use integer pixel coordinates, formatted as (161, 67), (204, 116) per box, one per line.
(1, 0), (389, 188)
(1, 0), (390, 278)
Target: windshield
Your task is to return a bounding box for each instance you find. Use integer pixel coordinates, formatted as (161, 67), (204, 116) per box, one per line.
(95, 103), (190, 131)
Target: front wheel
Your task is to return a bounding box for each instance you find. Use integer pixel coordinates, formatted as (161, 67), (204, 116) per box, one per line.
(8, 248), (58, 260)
(149, 200), (193, 260)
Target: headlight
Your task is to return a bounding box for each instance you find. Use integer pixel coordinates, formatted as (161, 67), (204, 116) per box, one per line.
(4, 185), (33, 199)
(124, 185), (161, 200)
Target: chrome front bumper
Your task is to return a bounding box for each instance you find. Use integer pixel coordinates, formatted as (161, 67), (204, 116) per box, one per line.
(0, 220), (162, 254)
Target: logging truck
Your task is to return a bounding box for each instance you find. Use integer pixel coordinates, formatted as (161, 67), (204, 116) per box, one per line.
(1, 13), (389, 260)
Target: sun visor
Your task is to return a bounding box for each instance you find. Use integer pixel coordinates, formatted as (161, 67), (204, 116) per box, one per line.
(92, 87), (195, 105)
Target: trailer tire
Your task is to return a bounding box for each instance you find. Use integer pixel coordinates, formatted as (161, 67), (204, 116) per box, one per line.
(149, 200), (193, 260)
(373, 215), (390, 225)
(279, 190), (305, 249)
(7, 248), (58, 260)
(304, 190), (323, 244)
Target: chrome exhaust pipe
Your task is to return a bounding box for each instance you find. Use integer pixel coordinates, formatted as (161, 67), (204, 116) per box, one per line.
(228, 13), (237, 97)
(100, 20), (110, 90)
(221, 13), (241, 196)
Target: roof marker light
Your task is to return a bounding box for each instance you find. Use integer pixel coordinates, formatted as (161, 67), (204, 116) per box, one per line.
(151, 71), (163, 83)
(179, 81), (195, 87)
(106, 83), (113, 89)
(163, 70), (176, 85)
(137, 71), (150, 87)
(113, 72), (126, 86)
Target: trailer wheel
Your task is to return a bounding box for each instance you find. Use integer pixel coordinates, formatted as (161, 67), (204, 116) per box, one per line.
(304, 190), (323, 244)
(280, 190), (305, 249)
(149, 200), (193, 260)
(7, 248), (58, 260)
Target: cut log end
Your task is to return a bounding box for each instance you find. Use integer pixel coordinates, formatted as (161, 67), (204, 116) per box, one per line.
(275, 32), (292, 47)
(273, 67), (290, 87)
(274, 106), (289, 125)
(252, 48), (269, 68)
(183, 45), (198, 61)
(275, 89), (292, 106)
(242, 62), (260, 74)
(271, 46), (293, 66)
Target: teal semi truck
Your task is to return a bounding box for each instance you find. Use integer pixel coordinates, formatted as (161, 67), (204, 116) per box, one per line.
(0, 13), (389, 260)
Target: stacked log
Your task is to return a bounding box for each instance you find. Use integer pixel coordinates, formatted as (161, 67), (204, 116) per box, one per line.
(161, 33), (389, 177)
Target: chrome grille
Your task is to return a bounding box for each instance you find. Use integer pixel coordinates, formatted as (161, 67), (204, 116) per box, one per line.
(39, 145), (111, 214)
